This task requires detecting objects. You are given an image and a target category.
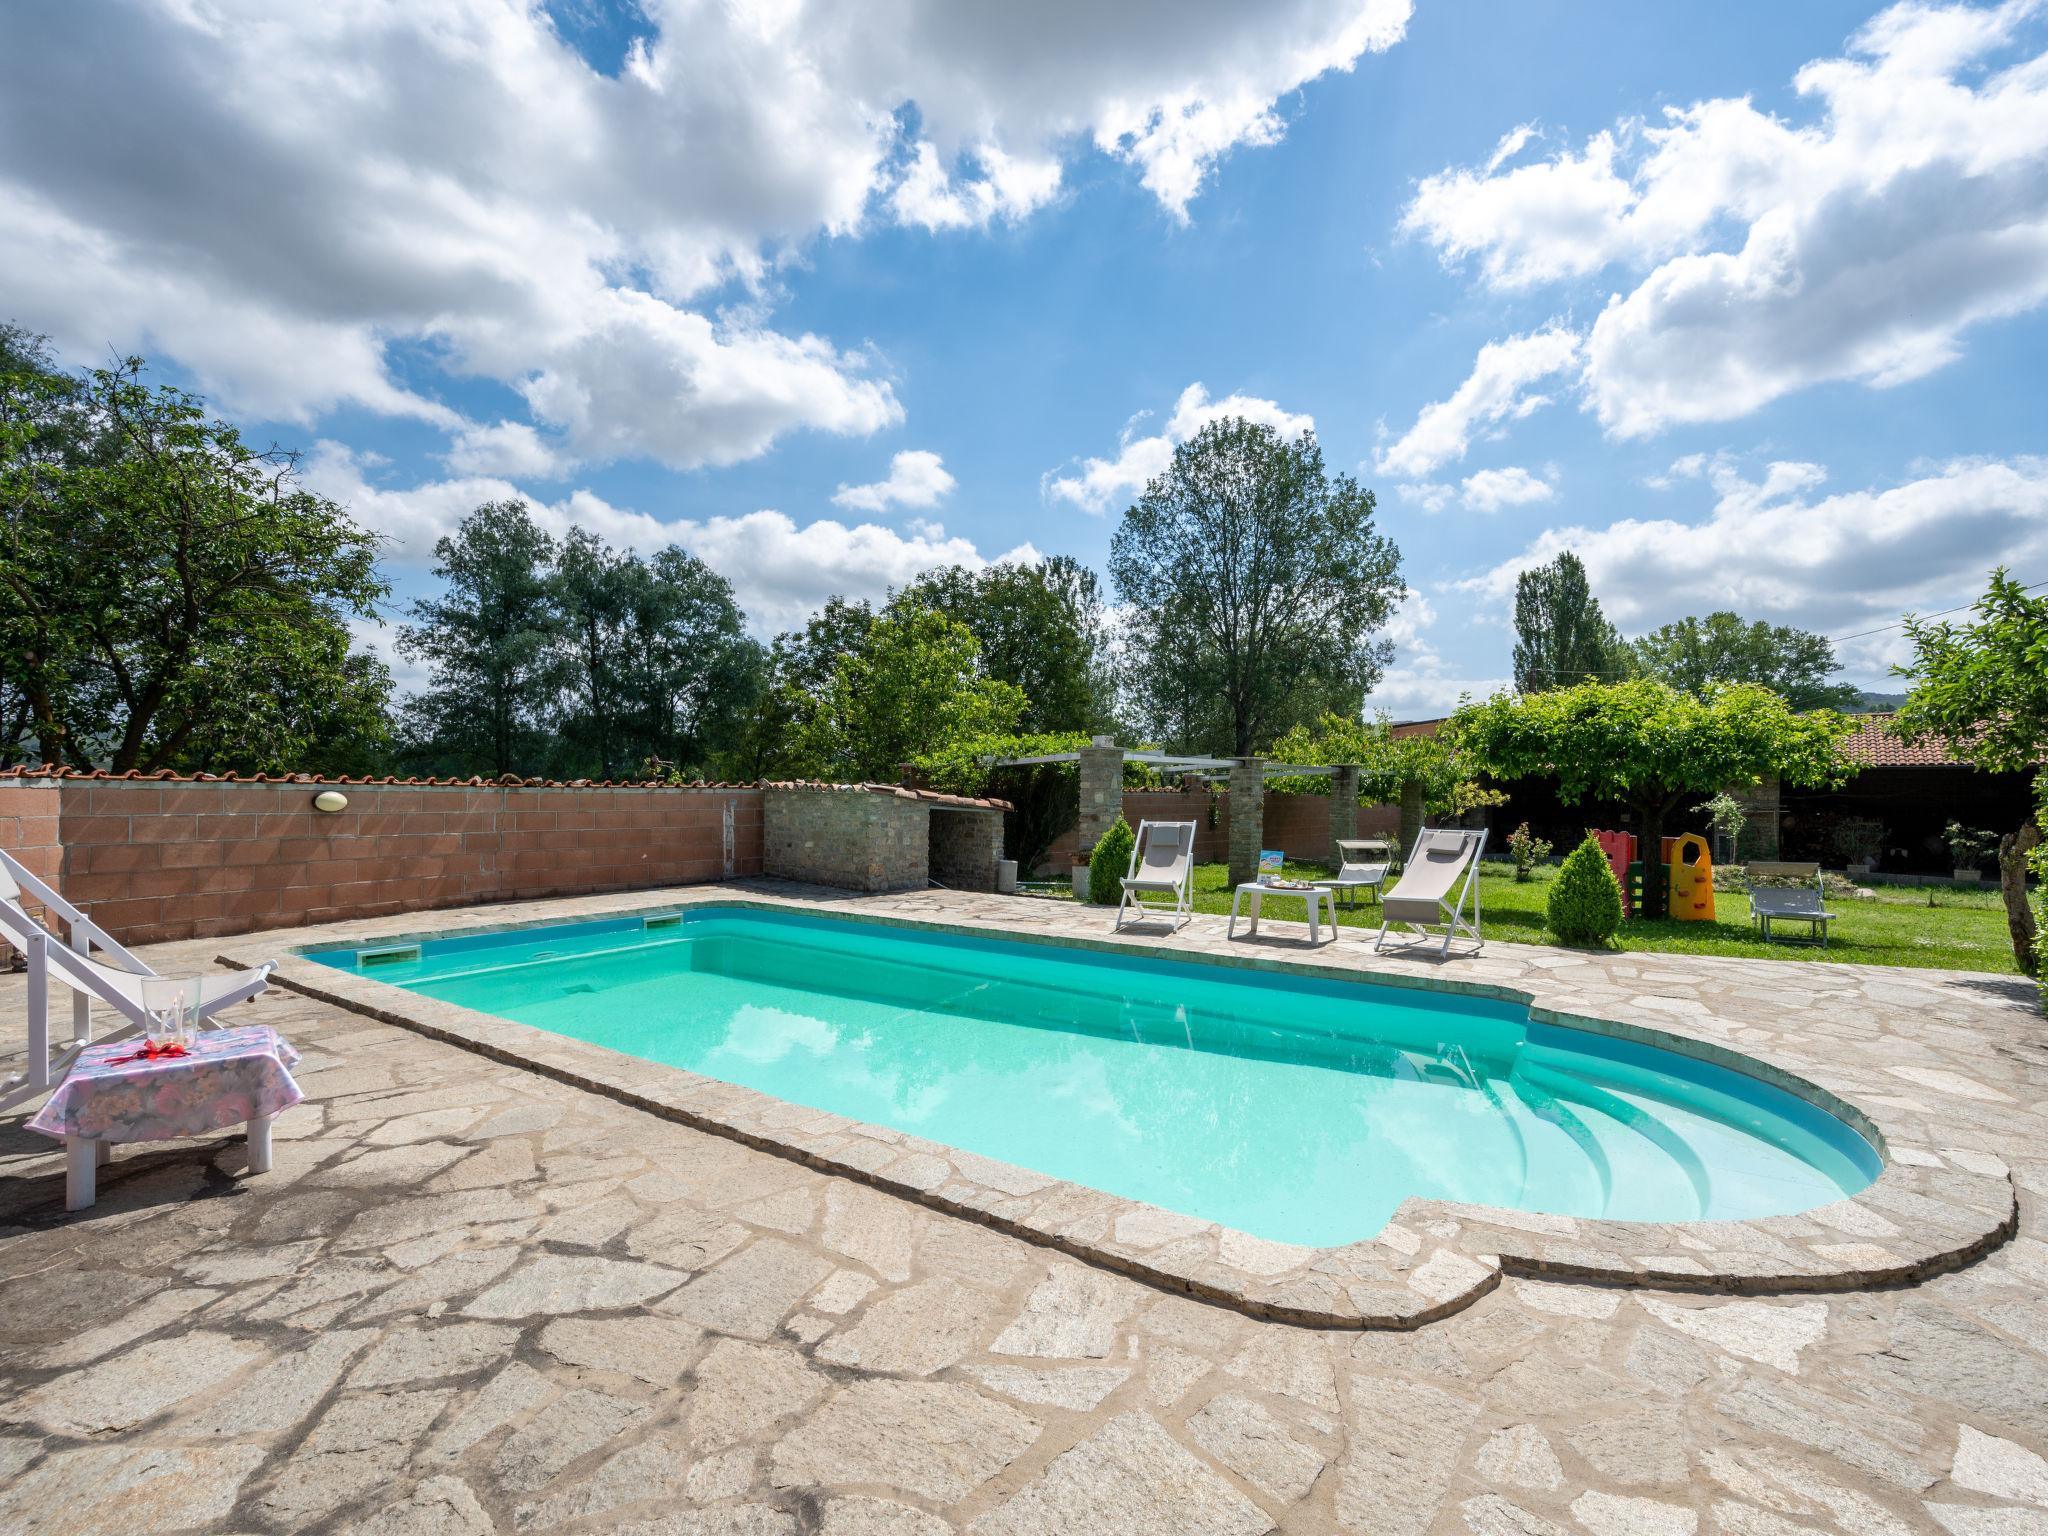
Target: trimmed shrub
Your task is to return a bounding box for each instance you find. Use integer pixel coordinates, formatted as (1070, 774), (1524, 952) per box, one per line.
(1087, 816), (1136, 906)
(1548, 832), (1624, 946)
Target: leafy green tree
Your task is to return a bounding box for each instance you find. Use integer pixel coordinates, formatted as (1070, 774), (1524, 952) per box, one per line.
(0, 347), (390, 772)
(792, 604), (1025, 781)
(398, 501), (570, 777)
(1894, 568), (2048, 974)
(549, 534), (760, 781)
(725, 596), (877, 780)
(895, 556), (1111, 733)
(553, 527), (636, 778)
(619, 548), (761, 779)
(1449, 679), (1858, 915)
(1631, 611), (1861, 711)
(1512, 551), (1632, 692)
(1110, 417), (1403, 756)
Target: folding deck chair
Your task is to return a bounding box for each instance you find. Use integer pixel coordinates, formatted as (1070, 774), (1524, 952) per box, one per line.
(1114, 820), (1198, 931)
(1375, 828), (1488, 957)
(0, 847), (275, 1112)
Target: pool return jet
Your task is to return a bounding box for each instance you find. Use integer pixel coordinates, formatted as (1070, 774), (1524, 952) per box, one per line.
(1375, 827), (1488, 957)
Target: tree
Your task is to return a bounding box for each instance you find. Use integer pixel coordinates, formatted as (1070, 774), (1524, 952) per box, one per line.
(398, 501), (569, 777)
(895, 556), (1111, 733)
(550, 535), (760, 781)
(1110, 417), (1403, 756)
(1448, 679), (1858, 915)
(0, 348), (391, 772)
(1631, 612), (1861, 711)
(725, 597), (877, 780)
(1893, 568), (2048, 974)
(553, 528), (636, 779)
(792, 604), (1025, 781)
(1512, 551), (1631, 693)
(619, 548), (761, 779)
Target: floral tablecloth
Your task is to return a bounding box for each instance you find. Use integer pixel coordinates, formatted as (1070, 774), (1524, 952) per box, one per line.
(27, 1025), (302, 1144)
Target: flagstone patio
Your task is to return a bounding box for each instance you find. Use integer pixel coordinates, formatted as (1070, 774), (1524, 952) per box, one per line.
(2, 888), (2045, 1535)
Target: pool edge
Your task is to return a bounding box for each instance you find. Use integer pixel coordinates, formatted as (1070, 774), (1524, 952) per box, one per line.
(226, 884), (2018, 1331)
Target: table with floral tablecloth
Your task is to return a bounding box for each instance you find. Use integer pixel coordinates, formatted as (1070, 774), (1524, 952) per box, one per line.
(28, 1024), (303, 1210)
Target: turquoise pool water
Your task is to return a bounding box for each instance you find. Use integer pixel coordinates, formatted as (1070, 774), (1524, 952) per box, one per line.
(307, 906), (1880, 1246)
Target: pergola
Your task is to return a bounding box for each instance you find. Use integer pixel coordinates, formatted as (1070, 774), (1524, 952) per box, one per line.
(989, 739), (1359, 886)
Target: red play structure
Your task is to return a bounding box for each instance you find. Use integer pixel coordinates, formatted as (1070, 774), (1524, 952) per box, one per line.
(1589, 830), (1715, 921)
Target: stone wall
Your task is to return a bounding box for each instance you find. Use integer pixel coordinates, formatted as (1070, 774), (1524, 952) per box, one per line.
(1227, 759), (1266, 887)
(1730, 775), (1782, 860)
(928, 806), (1004, 892)
(763, 787), (929, 893)
(1075, 744), (1124, 852)
(6, 778), (762, 945)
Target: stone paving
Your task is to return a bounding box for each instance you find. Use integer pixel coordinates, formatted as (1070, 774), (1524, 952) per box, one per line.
(0, 888), (2042, 1534)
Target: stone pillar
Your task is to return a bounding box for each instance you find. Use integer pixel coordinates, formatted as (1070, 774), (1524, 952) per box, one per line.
(1076, 738), (1124, 853)
(1328, 764), (1359, 863)
(1398, 778), (1425, 865)
(1228, 757), (1266, 888)
(1728, 775), (1780, 860)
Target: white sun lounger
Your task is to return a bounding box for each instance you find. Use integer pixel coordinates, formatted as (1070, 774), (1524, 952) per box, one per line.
(1375, 828), (1488, 957)
(1114, 820), (1198, 931)
(0, 848), (275, 1112)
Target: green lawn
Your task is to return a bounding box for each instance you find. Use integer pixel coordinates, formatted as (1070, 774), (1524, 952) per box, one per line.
(1176, 859), (2020, 974)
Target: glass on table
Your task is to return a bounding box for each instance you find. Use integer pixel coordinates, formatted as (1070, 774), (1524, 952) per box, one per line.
(137, 975), (192, 1047)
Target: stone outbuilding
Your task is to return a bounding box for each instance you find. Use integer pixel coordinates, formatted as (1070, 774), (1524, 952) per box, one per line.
(762, 783), (1011, 893)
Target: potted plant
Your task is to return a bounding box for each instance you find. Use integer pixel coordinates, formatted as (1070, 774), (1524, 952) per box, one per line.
(1829, 816), (1885, 877)
(1071, 847), (1092, 900)
(1944, 821), (1997, 882)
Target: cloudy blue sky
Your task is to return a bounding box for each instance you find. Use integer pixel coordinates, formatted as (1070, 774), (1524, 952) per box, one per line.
(5, 0), (2046, 717)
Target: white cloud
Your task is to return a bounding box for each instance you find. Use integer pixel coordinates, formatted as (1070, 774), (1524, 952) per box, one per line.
(681, 510), (1038, 633)
(304, 444), (1032, 637)
(1456, 453), (2048, 678)
(891, 142), (1063, 231)
(832, 449), (958, 512)
(443, 420), (574, 479)
(1361, 588), (1508, 719)
(1403, 1), (2048, 436)
(1459, 465), (1555, 512)
(1395, 482), (1454, 513)
(1373, 325), (1581, 479)
(0, 1), (1411, 468)
(1047, 383), (1316, 513)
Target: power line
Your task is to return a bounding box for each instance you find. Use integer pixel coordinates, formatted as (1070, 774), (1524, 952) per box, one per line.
(1826, 577), (2048, 645)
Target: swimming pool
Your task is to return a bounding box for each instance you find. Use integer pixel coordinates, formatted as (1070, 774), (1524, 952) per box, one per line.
(307, 905), (1880, 1247)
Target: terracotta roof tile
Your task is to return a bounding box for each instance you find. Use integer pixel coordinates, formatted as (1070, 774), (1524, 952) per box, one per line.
(0, 763), (1012, 810)
(1842, 714), (1969, 767)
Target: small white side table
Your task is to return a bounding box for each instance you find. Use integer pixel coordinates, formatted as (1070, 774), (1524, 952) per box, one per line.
(1228, 882), (1338, 945)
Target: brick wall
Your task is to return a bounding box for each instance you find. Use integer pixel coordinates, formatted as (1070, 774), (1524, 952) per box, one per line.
(928, 806), (1004, 892)
(763, 788), (929, 893)
(28, 779), (762, 945)
(0, 781), (62, 891)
